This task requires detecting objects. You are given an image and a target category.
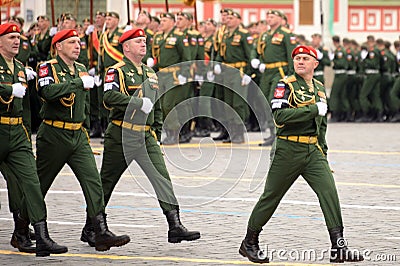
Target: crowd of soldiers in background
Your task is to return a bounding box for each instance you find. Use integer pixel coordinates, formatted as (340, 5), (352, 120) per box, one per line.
(6, 7), (400, 145)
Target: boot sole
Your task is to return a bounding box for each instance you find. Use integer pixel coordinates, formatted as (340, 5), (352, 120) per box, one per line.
(239, 246), (270, 264)
(80, 235), (96, 247)
(36, 247), (68, 257)
(168, 233), (201, 243)
(95, 237), (131, 252)
(11, 237), (36, 253)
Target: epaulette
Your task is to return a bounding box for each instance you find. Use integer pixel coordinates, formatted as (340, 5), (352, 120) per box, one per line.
(20, 35), (28, 41)
(173, 29), (183, 36)
(14, 58), (23, 66)
(280, 27), (291, 33)
(281, 75), (297, 84)
(75, 61), (85, 68)
(47, 59), (58, 65)
(155, 31), (163, 36)
(239, 28), (249, 34)
(323, 46), (329, 51)
(110, 61), (126, 69)
(145, 28), (154, 35)
(188, 29), (200, 35)
(314, 78), (324, 86)
(118, 28), (124, 34)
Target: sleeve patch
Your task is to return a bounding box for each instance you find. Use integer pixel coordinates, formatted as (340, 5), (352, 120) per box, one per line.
(105, 73), (115, 83)
(273, 85), (286, 98)
(39, 66), (49, 77)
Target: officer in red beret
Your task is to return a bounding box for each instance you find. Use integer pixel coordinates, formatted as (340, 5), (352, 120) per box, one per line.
(36, 29), (130, 252)
(0, 23), (68, 256)
(79, 28), (200, 245)
(239, 45), (364, 263)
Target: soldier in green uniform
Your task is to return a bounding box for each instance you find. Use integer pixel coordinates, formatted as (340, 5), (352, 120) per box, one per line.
(329, 35), (348, 122)
(388, 40), (400, 121)
(85, 11), (106, 138)
(357, 35), (384, 122)
(135, 10), (154, 65)
(251, 10), (297, 146)
(214, 10), (253, 143)
(35, 15), (52, 63)
(343, 38), (357, 121)
(0, 22), (68, 257)
(36, 29), (130, 252)
(80, 28), (200, 244)
(152, 12), (191, 144)
(239, 46), (364, 264)
(310, 33), (330, 84)
(195, 18), (217, 137)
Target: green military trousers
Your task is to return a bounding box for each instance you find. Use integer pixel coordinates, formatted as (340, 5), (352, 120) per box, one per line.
(36, 124), (105, 218)
(359, 73), (382, 115)
(0, 162), (25, 213)
(248, 139), (343, 231)
(0, 124), (46, 223)
(330, 73), (350, 114)
(389, 76), (400, 113)
(101, 124), (178, 211)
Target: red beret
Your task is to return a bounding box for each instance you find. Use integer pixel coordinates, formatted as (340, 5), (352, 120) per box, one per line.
(0, 23), (20, 36)
(291, 45), (318, 59)
(51, 29), (79, 46)
(119, 28), (146, 44)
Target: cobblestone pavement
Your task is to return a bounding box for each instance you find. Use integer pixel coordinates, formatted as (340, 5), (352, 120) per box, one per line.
(0, 123), (399, 265)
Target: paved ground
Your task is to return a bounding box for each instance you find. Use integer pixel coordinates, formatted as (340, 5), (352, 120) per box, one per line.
(0, 123), (399, 265)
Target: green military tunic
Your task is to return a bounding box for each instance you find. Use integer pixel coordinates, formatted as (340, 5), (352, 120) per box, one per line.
(215, 26), (253, 125)
(253, 25), (297, 101)
(345, 47), (358, 120)
(313, 46), (331, 84)
(152, 26), (191, 130)
(0, 54), (47, 223)
(329, 45), (348, 119)
(142, 28), (154, 64)
(36, 55), (105, 218)
(248, 73), (343, 231)
(101, 57), (178, 210)
(77, 35), (89, 68)
(101, 27), (124, 70)
(35, 29), (52, 62)
(359, 46), (384, 118)
(380, 48), (397, 115)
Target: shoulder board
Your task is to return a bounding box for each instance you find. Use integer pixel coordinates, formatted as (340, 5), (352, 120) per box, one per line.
(47, 59), (58, 65)
(239, 28), (249, 34)
(117, 28), (124, 34)
(280, 27), (291, 33)
(111, 61), (126, 69)
(146, 28), (154, 35)
(155, 31), (163, 36)
(20, 35), (28, 41)
(173, 29), (184, 36)
(14, 58), (23, 66)
(75, 61), (86, 68)
(323, 46), (329, 51)
(188, 29), (200, 35)
(314, 78), (324, 86)
(281, 75), (297, 84)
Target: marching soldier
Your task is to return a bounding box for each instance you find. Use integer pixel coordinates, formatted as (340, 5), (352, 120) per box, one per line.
(152, 12), (191, 145)
(251, 10), (297, 146)
(329, 35), (349, 122)
(388, 40), (400, 121)
(214, 10), (253, 143)
(35, 15), (52, 62)
(36, 29), (130, 252)
(310, 33), (330, 84)
(239, 45), (364, 264)
(0, 22), (68, 257)
(80, 28), (200, 244)
(135, 10), (154, 65)
(86, 11), (106, 138)
(343, 37), (357, 121)
(357, 35), (384, 122)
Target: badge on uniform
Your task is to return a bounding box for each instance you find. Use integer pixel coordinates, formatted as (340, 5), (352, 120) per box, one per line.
(274, 83), (286, 98)
(105, 73), (115, 82)
(39, 66), (49, 77)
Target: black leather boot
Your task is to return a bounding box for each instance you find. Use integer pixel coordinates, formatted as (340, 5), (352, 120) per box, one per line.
(90, 120), (102, 138)
(33, 220), (68, 257)
(164, 209), (200, 243)
(10, 211), (35, 253)
(230, 124), (245, 144)
(80, 214), (95, 247)
(92, 212), (130, 251)
(329, 226), (364, 263)
(239, 227), (269, 263)
(259, 127), (275, 146)
(212, 127), (229, 141)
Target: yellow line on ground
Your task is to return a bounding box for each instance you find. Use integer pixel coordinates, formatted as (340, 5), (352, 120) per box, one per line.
(0, 250), (332, 265)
